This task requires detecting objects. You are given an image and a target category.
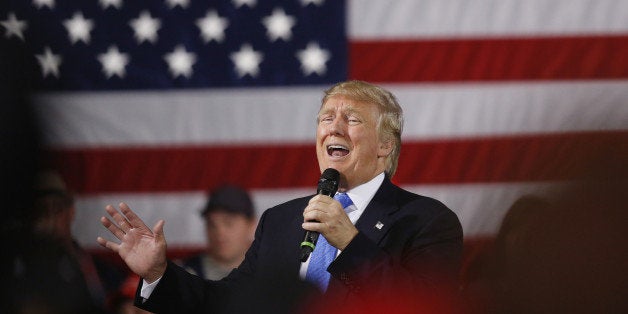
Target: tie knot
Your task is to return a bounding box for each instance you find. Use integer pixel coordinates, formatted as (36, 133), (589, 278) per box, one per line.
(334, 192), (355, 212)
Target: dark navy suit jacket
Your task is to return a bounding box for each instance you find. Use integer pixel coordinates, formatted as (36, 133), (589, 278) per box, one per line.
(137, 177), (463, 313)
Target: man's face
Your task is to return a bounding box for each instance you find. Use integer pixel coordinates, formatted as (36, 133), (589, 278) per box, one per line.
(205, 210), (255, 264)
(316, 95), (392, 189)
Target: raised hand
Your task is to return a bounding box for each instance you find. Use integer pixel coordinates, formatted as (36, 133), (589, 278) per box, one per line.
(97, 202), (167, 283)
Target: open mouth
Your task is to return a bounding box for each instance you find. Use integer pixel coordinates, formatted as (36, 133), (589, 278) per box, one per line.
(327, 144), (350, 157)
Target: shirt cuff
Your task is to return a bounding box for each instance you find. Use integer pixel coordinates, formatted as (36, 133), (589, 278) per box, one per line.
(139, 277), (162, 300)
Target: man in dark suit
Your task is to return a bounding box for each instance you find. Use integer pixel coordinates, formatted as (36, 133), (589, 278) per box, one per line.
(97, 80), (463, 313)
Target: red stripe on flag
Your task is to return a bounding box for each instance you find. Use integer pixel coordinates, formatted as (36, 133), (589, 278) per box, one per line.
(47, 131), (627, 193)
(395, 131), (627, 185)
(47, 143), (319, 194)
(349, 35), (628, 82)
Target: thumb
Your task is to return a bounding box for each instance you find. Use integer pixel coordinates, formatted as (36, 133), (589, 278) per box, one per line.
(153, 219), (165, 240)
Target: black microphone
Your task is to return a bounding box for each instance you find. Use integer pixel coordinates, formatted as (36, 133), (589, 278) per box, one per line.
(300, 168), (340, 262)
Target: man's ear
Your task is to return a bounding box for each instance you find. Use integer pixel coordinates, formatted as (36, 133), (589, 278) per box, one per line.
(378, 139), (393, 157)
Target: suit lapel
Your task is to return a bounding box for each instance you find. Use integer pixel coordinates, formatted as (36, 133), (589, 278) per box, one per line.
(355, 178), (400, 246)
(325, 178), (401, 299)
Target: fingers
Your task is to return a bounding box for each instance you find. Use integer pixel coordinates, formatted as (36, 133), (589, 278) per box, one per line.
(303, 195), (341, 222)
(303, 195), (345, 231)
(98, 204), (127, 252)
(119, 202), (151, 231)
(100, 202), (147, 246)
(303, 205), (324, 222)
(96, 236), (120, 252)
(104, 204), (132, 234)
(307, 194), (335, 206)
(100, 215), (126, 240)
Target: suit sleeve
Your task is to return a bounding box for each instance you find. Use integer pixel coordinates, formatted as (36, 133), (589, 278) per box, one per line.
(134, 210), (271, 313)
(134, 261), (229, 313)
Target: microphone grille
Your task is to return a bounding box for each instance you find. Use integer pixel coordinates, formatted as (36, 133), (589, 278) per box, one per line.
(321, 168), (340, 181)
(318, 168), (340, 196)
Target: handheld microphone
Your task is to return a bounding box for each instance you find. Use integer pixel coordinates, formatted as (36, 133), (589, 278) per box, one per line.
(300, 168), (340, 262)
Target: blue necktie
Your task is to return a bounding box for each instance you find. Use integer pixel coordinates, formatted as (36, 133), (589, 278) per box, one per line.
(305, 193), (354, 292)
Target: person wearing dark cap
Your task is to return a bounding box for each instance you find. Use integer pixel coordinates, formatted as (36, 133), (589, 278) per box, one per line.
(12, 170), (111, 313)
(179, 185), (257, 280)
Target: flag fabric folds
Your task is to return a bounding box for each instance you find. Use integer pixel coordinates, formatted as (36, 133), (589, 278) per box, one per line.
(1, 0), (627, 251)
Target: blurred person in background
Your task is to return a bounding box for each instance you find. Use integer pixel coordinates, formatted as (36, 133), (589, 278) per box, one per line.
(462, 142), (627, 314)
(178, 185), (257, 280)
(11, 169), (127, 313)
(27, 170), (112, 310)
(1, 38), (109, 314)
(496, 185), (626, 313)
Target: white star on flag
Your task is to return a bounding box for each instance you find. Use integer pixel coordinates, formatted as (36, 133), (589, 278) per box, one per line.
(1, 12), (28, 41)
(164, 45), (197, 78)
(296, 41), (330, 76)
(165, 0), (190, 9)
(35, 47), (62, 78)
(63, 12), (94, 44)
(232, 0), (256, 9)
(300, 0), (325, 6)
(99, 0), (123, 10)
(196, 10), (229, 43)
(262, 8), (296, 42)
(33, 0), (55, 9)
(130, 11), (161, 44)
(230, 43), (263, 78)
(97, 46), (130, 78)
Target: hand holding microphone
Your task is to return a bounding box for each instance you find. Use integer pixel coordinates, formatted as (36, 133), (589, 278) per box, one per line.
(300, 168), (340, 262)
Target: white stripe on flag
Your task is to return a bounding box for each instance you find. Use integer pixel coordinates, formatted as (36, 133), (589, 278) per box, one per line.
(76, 182), (559, 249)
(33, 80), (628, 148)
(349, 0), (628, 39)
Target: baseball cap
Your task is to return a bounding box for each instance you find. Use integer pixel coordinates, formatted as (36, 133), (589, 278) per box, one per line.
(201, 185), (254, 218)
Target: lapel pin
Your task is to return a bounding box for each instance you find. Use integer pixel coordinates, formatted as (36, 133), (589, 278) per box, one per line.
(375, 221), (384, 230)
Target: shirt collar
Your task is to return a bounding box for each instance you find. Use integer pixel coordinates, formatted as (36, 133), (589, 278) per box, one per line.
(340, 172), (385, 214)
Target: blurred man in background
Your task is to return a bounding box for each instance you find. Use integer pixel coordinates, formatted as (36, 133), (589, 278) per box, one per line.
(26, 170), (114, 312)
(179, 185), (257, 280)
(460, 146), (628, 314)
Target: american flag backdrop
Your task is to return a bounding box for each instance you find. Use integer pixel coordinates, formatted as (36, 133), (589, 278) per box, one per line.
(1, 0), (627, 257)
